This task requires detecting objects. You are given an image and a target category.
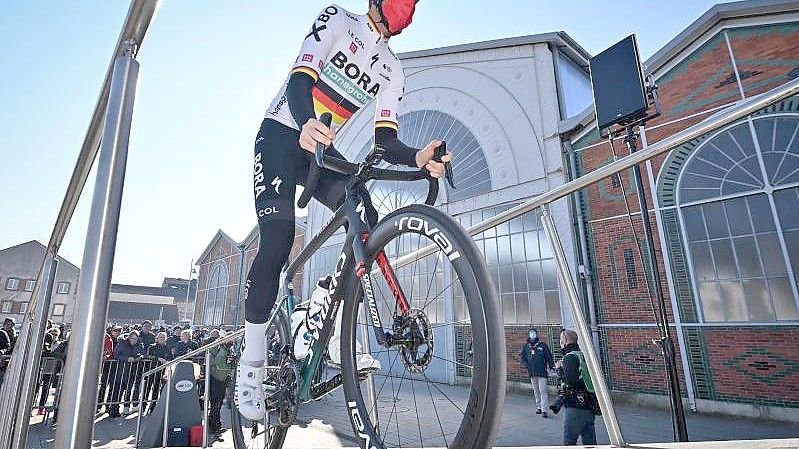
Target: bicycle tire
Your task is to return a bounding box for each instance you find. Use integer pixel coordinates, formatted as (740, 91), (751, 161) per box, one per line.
(340, 204), (506, 449)
(231, 307), (292, 449)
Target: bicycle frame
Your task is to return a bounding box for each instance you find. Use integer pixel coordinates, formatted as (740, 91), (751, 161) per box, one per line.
(278, 176), (410, 404)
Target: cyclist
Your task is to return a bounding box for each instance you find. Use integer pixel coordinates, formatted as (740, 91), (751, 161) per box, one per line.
(237, 0), (453, 420)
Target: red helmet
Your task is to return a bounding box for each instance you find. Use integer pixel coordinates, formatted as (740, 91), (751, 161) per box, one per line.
(371, 0), (418, 36)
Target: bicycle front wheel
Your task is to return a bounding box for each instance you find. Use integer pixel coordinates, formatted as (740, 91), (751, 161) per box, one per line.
(340, 204), (506, 449)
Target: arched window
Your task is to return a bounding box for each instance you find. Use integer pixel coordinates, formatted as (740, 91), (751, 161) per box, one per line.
(678, 116), (799, 322)
(203, 263), (228, 325)
(359, 110), (492, 217)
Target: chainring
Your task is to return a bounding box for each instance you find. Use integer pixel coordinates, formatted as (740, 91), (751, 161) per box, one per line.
(275, 360), (299, 427)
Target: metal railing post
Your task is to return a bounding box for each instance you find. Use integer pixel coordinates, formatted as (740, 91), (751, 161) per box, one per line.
(53, 43), (140, 449)
(3, 254), (58, 449)
(134, 369), (147, 448)
(540, 203), (627, 447)
(203, 351), (211, 448)
(163, 368), (172, 448)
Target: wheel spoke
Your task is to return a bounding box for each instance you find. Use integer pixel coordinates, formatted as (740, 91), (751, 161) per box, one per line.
(432, 354), (474, 371)
(426, 378), (449, 447)
(420, 371), (466, 415)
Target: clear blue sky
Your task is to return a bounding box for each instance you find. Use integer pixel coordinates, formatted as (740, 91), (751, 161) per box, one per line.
(0, 0), (721, 286)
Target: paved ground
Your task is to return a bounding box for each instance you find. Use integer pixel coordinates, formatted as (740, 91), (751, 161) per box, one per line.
(26, 383), (798, 448)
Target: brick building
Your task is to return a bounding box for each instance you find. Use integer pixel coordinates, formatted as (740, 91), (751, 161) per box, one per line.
(565, 1), (799, 420)
(194, 0), (798, 421)
(193, 220), (306, 327)
(0, 241), (80, 324)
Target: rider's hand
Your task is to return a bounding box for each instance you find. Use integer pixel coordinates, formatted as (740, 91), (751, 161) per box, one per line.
(299, 118), (336, 153)
(415, 140), (452, 178)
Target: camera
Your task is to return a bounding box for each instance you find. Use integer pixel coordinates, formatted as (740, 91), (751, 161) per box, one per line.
(549, 390), (589, 415)
(550, 389), (601, 416)
(549, 394), (567, 415)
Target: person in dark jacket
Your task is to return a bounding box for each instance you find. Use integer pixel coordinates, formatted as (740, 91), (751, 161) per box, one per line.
(143, 331), (172, 413)
(36, 327), (62, 414)
(0, 317), (17, 354)
(519, 327), (555, 418)
(49, 332), (69, 423)
(555, 329), (597, 446)
(108, 331), (143, 418)
(171, 329), (198, 359)
(165, 326), (182, 352)
(138, 320), (156, 349)
(0, 318), (17, 387)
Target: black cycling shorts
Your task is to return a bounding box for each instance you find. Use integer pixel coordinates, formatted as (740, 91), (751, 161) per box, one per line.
(244, 118), (348, 324)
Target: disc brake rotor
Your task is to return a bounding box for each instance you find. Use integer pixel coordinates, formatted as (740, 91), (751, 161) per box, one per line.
(393, 308), (434, 374)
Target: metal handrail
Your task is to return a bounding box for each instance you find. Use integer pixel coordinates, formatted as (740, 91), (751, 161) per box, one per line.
(384, 78), (799, 272)
(0, 2), (161, 449)
(28, 1), (159, 316)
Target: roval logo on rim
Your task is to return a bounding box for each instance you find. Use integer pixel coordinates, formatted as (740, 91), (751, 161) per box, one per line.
(348, 401), (377, 449)
(396, 216), (461, 261)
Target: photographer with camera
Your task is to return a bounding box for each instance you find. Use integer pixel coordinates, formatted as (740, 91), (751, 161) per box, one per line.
(551, 329), (599, 446)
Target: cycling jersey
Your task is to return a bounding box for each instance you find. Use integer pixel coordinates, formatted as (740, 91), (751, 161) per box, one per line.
(266, 4), (404, 134)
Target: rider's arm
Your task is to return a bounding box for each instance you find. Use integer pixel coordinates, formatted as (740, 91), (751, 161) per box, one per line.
(286, 72), (316, 129)
(286, 5), (344, 127)
(375, 127), (418, 167)
(374, 67), (418, 167)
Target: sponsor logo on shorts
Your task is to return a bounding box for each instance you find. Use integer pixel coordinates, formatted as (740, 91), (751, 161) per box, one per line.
(253, 152), (266, 198)
(302, 53), (314, 63)
(381, 109), (391, 118)
(257, 205), (280, 218)
(271, 176), (283, 195)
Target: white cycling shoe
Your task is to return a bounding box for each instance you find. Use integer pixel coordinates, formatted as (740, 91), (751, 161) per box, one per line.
(328, 334), (382, 372)
(235, 360), (265, 421)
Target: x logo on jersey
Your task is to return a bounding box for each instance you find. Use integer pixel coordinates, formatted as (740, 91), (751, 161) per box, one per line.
(306, 23), (327, 42)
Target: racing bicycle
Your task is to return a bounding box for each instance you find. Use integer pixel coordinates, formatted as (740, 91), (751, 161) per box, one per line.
(231, 114), (506, 449)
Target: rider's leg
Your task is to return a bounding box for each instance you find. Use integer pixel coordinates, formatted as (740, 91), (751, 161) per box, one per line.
(237, 119), (300, 420)
(241, 119), (300, 362)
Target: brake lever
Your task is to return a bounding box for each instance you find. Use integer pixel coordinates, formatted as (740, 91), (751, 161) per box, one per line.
(315, 112), (333, 168)
(433, 141), (456, 189)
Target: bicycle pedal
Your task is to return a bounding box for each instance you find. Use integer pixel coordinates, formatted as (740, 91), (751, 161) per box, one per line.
(358, 367), (379, 379)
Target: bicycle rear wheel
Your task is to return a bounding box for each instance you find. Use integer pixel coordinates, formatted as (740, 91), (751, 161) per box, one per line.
(340, 204), (506, 449)
(231, 307), (291, 449)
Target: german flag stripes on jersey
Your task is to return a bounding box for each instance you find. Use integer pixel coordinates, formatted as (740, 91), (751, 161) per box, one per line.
(265, 4), (404, 134)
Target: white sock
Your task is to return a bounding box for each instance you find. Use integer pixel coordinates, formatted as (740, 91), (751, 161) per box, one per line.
(242, 320), (267, 363)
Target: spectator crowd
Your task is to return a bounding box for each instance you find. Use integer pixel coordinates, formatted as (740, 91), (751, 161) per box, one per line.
(0, 317), (236, 435)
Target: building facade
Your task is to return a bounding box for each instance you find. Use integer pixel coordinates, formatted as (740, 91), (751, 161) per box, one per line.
(304, 33), (592, 384)
(296, 0), (798, 421)
(566, 1), (799, 420)
(194, 221), (306, 327)
(0, 241), (79, 324)
(107, 282), (182, 325)
(190, 0), (799, 420)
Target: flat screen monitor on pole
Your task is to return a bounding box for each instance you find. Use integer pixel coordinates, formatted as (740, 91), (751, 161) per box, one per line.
(590, 35), (649, 130)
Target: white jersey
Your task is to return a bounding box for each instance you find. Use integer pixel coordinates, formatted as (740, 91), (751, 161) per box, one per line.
(265, 4), (405, 134)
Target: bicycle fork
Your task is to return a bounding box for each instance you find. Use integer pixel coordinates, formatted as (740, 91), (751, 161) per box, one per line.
(346, 189), (412, 350)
